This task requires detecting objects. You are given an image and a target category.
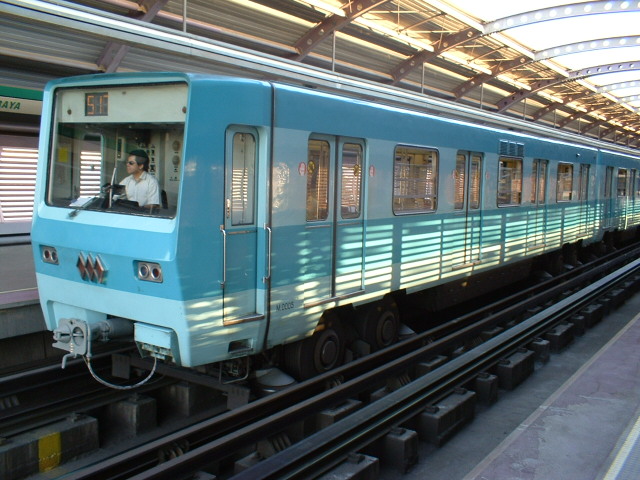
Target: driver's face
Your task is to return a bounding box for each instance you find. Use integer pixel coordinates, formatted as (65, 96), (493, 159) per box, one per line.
(126, 156), (144, 176)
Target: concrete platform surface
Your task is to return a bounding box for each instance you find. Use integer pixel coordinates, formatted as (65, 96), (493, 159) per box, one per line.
(466, 306), (640, 480)
(383, 292), (640, 480)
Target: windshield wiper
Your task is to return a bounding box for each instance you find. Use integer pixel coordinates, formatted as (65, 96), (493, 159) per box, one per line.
(68, 195), (104, 218)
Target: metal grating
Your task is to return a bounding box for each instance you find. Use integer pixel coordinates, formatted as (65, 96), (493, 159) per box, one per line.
(499, 140), (525, 158)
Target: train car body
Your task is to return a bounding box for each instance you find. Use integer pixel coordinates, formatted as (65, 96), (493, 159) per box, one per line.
(31, 73), (640, 376)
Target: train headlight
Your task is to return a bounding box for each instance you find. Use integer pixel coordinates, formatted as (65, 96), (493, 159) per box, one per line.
(42, 246), (59, 264)
(137, 262), (163, 283)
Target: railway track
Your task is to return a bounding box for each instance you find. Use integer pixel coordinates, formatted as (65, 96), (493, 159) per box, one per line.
(0, 348), (177, 438)
(233, 260), (640, 480)
(53, 244), (640, 480)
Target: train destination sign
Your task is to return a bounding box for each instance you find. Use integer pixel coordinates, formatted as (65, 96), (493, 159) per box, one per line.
(85, 92), (109, 116)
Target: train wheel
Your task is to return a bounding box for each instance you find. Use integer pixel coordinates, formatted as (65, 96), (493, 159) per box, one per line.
(356, 297), (400, 351)
(283, 316), (345, 380)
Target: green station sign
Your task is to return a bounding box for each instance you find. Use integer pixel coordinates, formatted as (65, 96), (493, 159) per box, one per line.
(0, 86), (43, 115)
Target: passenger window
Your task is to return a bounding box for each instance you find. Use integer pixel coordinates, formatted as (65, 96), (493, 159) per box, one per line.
(578, 164), (589, 201)
(307, 139), (330, 221)
(469, 154), (482, 209)
(454, 153), (482, 210)
(605, 166), (613, 198)
(556, 163), (573, 202)
(617, 168), (629, 197)
(341, 143), (362, 219)
(531, 159), (548, 205)
(497, 157), (522, 206)
(393, 145), (438, 214)
(454, 154), (465, 210)
(230, 133), (256, 226)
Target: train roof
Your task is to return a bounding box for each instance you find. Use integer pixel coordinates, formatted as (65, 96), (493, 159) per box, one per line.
(45, 71), (640, 159)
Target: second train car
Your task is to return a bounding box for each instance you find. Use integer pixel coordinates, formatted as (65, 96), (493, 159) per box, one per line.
(31, 72), (640, 381)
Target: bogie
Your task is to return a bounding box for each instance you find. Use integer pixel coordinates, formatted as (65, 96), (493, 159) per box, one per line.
(354, 297), (400, 352)
(283, 313), (346, 380)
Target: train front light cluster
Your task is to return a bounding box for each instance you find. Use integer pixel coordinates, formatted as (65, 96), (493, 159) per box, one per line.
(137, 261), (163, 283)
(41, 246), (59, 264)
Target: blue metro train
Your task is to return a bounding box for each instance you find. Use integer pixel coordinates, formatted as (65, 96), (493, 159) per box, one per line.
(32, 72), (640, 381)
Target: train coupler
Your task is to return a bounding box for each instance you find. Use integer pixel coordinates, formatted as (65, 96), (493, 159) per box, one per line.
(53, 317), (134, 368)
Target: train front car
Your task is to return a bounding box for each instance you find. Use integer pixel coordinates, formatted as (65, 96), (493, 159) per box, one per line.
(32, 73), (271, 374)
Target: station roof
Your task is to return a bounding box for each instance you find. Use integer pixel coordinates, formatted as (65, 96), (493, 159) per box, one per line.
(2, 0), (640, 147)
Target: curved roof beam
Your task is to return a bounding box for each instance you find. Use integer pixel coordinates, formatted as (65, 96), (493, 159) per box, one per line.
(528, 63), (640, 119)
(601, 127), (635, 143)
(597, 79), (640, 94)
(534, 36), (640, 61)
(583, 117), (640, 136)
(484, 1), (640, 34)
(615, 94), (640, 103)
(97, 0), (169, 72)
(393, 1), (640, 87)
(97, 0), (170, 72)
(455, 56), (640, 102)
(293, 0), (387, 61)
(596, 82), (640, 114)
(555, 101), (616, 128)
(581, 118), (610, 135)
(390, 26), (481, 84)
(530, 93), (590, 121)
(497, 59), (640, 112)
(453, 55), (529, 99)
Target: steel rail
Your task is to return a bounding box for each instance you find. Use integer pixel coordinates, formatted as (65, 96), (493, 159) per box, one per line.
(226, 259), (640, 479)
(0, 347), (150, 437)
(63, 248), (640, 480)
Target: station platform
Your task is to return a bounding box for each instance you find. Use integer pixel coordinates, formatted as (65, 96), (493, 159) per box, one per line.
(388, 291), (640, 480)
(466, 305), (640, 480)
(0, 241), (42, 340)
(0, 242), (50, 370)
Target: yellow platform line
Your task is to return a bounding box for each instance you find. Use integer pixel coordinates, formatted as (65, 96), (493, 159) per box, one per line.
(38, 432), (61, 471)
(603, 412), (640, 480)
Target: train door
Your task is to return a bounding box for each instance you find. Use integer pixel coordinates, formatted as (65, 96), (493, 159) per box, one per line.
(578, 163), (590, 237)
(454, 152), (483, 266)
(604, 166), (614, 229)
(221, 128), (266, 323)
(304, 136), (365, 306)
(632, 170), (638, 224)
(617, 168), (630, 229)
(336, 140), (365, 296)
(528, 159), (548, 250)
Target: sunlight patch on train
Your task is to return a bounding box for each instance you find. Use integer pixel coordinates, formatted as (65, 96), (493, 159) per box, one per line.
(363, 224), (394, 289)
(186, 298), (222, 322)
(335, 272), (363, 291)
(363, 266), (392, 287)
(401, 235), (443, 258)
(400, 255), (441, 273)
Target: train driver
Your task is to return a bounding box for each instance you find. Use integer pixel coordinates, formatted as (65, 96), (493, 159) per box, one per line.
(120, 150), (160, 209)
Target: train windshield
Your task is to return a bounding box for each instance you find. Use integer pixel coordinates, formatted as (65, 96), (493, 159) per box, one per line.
(47, 82), (187, 218)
